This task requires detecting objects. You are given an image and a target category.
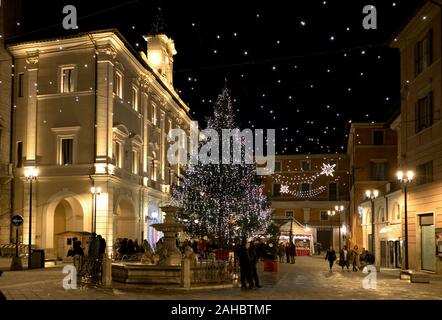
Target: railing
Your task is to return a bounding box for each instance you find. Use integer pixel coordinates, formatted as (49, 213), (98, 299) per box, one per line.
(182, 256), (238, 286)
(75, 255), (103, 285)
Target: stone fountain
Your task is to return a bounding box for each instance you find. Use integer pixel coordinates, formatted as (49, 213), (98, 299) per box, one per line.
(151, 205), (184, 266)
(111, 205), (185, 284)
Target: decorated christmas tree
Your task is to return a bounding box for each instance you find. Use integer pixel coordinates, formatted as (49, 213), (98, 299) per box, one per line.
(172, 88), (272, 248)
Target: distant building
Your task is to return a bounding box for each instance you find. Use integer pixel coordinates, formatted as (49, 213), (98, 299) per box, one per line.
(346, 122), (398, 260)
(5, 30), (191, 259)
(264, 154), (350, 252)
(391, 2), (442, 274)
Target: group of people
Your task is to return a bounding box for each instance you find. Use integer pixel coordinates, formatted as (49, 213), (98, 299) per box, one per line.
(278, 242), (297, 264)
(179, 238), (213, 258)
(67, 232), (106, 259)
(325, 245), (374, 272)
(115, 238), (144, 259)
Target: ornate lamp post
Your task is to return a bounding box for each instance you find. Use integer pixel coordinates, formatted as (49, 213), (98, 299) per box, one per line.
(397, 170), (414, 271)
(24, 167), (38, 269)
(327, 210), (336, 249)
(335, 205), (344, 249)
(365, 189), (379, 258)
(90, 187), (101, 233)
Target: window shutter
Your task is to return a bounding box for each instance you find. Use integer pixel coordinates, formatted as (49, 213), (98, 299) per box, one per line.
(427, 30), (433, 65)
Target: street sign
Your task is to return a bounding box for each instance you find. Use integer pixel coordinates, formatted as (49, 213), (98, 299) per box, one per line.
(11, 215), (24, 227)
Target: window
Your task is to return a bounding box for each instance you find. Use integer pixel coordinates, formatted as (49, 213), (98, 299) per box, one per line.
(18, 73), (24, 97)
(273, 183), (281, 196)
(113, 141), (122, 168)
(415, 92), (433, 133)
(301, 160), (310, 171)
(320, 211), (329, 221)
(115, 71), (123, 98)
(329, 182), (338, 201)
(285, 211), (294, 218)
(61, 67), (75, 93)
(151, 104), (157, 126)
(416, 161), (433, 185)
(60, 138), (73, 165)
(131, 86), (138, 111)
(373, 130), (384, 145)
(132, 150), (139, 174)
(274, 161), (282, 172)
(17, 142), (23, 168)
(301, 183), (310, 192)
(370, 161), (387, 181)
(415, 30), (433, 76)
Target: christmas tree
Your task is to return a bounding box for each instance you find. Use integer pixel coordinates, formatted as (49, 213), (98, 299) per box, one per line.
(172, 88), (272, 248)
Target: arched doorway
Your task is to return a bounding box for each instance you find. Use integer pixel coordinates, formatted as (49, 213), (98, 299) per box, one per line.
(114, 199), (137, 241)
(53, 199), (84, 259)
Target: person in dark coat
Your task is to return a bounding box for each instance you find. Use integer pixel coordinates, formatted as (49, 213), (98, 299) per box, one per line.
(248, 242), (262, 288)
(88, 232), (100, 258)
(285, 243), (291, 263)
(126, 239), (135, 256)
(73, 238), (84, 256)
(339, 245), (350, 271)
(237, 240), (254, 289)
(98, 235), (106, 258)
(289, 242), (297, 264)
(325, 246), (337, 272)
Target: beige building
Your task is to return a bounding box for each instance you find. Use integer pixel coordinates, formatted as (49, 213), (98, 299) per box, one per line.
(4, 30), (191, 259)
(391, 2), (442, 274)
(264, 154), (350, 252)
(347, 122), (398, 254)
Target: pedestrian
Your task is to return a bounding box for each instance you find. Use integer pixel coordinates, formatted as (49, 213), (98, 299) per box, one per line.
(248, 242), (262, 288)
(133, 239), (140, 253)
(285, 243), (291, 263)
(289, 241), (297, 264)
(339, 245), (350, 271)
(98, 235), (106, 258)
(88, 232), (100, 259)
(237, 239), (254, 289)
(360, 247), (367, 267)
(325, 246), (336, 272)
(126, 239), (135, 256)
(73, 238), (84, 256)
(278, 242), (285, 263)
(351, 245), (360, 271)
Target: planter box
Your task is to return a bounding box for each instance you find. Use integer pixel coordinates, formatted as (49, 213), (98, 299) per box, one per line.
(263, 259), (279, 272)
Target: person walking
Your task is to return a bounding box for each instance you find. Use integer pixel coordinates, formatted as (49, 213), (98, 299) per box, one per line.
(248, 242), (262, 288)
(278, 242), (285, 263)
(325, 246), (336, 272)
(351, 245), (360, 272)
(339, 245), (350, 271)
(237, 240), (254, 289)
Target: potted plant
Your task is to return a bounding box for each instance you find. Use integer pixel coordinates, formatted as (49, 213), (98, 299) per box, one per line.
(263, 223), (281, 272)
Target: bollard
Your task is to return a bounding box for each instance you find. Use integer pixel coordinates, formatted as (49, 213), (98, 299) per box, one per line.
(102, 255), (112, 286)
(182, 257), (191, 288)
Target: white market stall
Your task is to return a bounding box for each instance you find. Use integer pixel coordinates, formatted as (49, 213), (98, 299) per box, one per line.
(278, 219), (314, 256)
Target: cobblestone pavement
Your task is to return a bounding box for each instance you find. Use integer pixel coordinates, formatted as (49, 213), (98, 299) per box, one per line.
(0, 256), (441, 300)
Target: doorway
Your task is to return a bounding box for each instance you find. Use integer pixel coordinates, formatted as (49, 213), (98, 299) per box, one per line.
(420, 214), (435, 272)
(317, 229), (331, 251)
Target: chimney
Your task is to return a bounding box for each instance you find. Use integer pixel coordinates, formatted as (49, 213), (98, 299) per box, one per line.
(143, 34), (176, 85)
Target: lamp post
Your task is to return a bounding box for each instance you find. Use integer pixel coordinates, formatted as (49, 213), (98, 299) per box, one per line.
(327, 210), (336, 249)
(397, 170), (414, 271)
(335, 205), (344, 249)
(91, 187), (101, 233)
(24, 167), (38, 269)
(365, 189), (379, 258)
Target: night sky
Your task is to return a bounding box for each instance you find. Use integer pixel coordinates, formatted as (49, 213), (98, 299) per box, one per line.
(8, 0), (425, 154)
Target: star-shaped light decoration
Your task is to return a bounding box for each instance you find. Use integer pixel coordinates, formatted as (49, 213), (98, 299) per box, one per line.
(280, 185), (290, 194)
(320, 163), (336, 177)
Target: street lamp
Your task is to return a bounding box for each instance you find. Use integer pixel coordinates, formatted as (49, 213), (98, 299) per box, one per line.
(397, 170), (414, 271)
(24, 167), (38, 269)
(365, 189), (379, 259)
(91, 186), (101, 233)
(327, 210), (336, 249)
(335, 205), (345, 249)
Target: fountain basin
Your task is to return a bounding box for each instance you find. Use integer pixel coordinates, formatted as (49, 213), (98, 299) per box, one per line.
(112, 262), (181, 284)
